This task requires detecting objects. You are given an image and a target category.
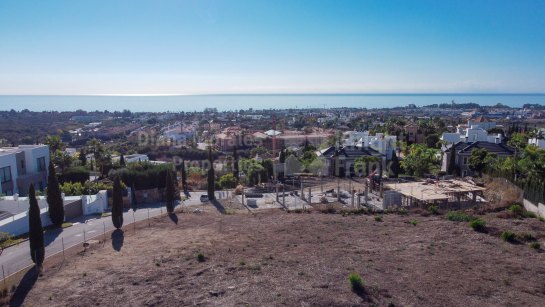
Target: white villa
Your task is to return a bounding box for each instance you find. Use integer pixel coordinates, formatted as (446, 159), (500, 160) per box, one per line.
(441, 116), (503, 145)
(529, 128), (545, 150)
(0, 145), (50, 196)
(343, 131), (397, 159)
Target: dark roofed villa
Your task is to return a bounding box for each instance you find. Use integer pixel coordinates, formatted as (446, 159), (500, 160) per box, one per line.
(319, 145), (384, 177)
(441, 141), (515, 177)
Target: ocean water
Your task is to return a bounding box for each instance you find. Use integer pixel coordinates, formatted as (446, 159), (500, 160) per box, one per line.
(0, 94), (544, 112)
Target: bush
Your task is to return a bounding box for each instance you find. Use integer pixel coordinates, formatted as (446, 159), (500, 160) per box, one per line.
(197, 252), (205, 262)
(539, 216), (545, 222)
(218, 173), (237, 189)
(428, 205), (439, 215)
(0, 232), (14, 249)
(529, 242), (540, 250)
(501, 231), (516, 243)
(396, 208), (409, 216)
(469, 218), (486, 232)
(508, 204), (523, 215)
(60, 181), (125, 196)
(374, 215), (383, 222)
(522, 211), (537, 219)
(59, 166), (90, 184)
(348, 272), (364, 292)
(410, 219), (418, 226)
(446, 211), (472, 222)
(109, 162), (173, 190)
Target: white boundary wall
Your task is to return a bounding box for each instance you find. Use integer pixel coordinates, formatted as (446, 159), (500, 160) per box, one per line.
(0, 207), (52, 236)
(523, 199), (545, 218)
(82, 190), (108, 215)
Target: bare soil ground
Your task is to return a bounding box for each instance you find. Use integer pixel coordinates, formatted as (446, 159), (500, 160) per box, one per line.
(15, 207), (545, 306)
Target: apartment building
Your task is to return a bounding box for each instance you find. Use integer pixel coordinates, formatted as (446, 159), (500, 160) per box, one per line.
(0, 145), (50, 196)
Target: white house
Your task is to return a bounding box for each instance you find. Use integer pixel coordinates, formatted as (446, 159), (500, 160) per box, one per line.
(162, 122), (197, 143)
(529, 128), (545, 150)
(442, 126), (502, 144)
(441, 116), (502, 145)
(124, 154), (149, 164)
(0, 145), (50, 196)
(343, 131), (397, 159)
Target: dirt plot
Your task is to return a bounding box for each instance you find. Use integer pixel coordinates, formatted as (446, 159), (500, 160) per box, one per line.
(17, 209), (545, 306)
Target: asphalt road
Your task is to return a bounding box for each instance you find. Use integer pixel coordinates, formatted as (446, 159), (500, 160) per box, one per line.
(0, 194), (209, 278)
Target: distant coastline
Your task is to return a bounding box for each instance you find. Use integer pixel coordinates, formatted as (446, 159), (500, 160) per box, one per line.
(0, 93), (544, 112)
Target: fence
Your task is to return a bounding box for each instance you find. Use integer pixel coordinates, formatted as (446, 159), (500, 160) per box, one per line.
(1, 202), (184, 300)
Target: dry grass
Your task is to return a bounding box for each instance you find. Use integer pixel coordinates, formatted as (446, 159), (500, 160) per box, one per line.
(14, 208), (545, 306)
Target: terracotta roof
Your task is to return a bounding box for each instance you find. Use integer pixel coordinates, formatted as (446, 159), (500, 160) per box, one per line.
(471, 116), (491, 123)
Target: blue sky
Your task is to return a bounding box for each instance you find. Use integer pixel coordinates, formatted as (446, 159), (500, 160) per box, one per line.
(0, 0), (544, 95)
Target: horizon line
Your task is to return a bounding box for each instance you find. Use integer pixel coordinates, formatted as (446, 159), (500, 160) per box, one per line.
(1, 92), (545, 97)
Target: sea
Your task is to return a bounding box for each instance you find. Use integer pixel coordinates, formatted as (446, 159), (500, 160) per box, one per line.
(0, 94), (544, 112)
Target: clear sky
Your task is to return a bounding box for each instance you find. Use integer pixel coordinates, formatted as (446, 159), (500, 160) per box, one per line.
(0, 0), (544, 95)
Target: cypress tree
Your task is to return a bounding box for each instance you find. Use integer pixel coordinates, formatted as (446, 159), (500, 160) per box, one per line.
(180, 160), (188, 192)
(119, 154), (126, 167)
(390, 150), (400, 178)
(233, 146), (239, 184)
(112, 177), (124, 229)
(28, 184), (45, 267)
(447, 146), (457, 176)
(165, 170), (175, 214)
(47, 160), (64, 227)
(279, 146), (286, 163)
(207, 145), (216, 200)
(79, 148), (87, 166)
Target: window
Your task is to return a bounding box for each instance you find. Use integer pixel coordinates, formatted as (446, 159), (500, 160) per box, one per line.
(0, 166), (11, 183)
(37, 157), (46, 172)
(21, 159), (25, 170)
(463, 157), (468, 165)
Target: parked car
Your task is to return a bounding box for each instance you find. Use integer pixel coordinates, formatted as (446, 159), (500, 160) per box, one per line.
(200, 194), (209, 203)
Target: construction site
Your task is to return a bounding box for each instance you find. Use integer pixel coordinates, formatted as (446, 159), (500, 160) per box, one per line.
(234, 175), (488, 212)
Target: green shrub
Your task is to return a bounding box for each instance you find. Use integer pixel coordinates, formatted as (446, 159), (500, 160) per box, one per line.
(218, 173), (237, 189)
(396, 208), (409, 215)
(446, 211), (472, 222)
(59, 166), (90, 184)
(529, 242), (540, 250)
(428, 205), (439, 215)
(508, 204), (523, 216)
(501, 231), (516, 243)
(197, 252), (205, 262)
(374, 215), (383, 222)
(348, 272), (364, 292)
(109, 162), (173, 190)
(539, 216), (545, 222)
(523, 211), (537, 219)
(410, 220), (418, 226)
(469, 218), (486, 232)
